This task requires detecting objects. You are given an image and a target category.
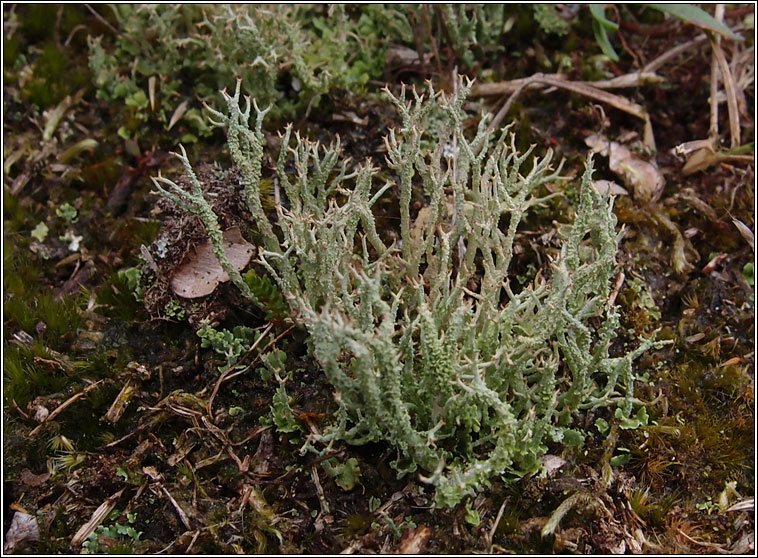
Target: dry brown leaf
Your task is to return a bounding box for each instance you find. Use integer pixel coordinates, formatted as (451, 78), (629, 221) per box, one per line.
(142, 465), (162, 481)
(4, 512), (40, 553)
(395, 525), (433, 554)
(170, 227), (255, 298)
(682, 145), (719, 175)
(385, 45), (432, 66)
(167, 99), (189, 131)
(586, 134), (665, 201)
(592, 180), (629, 196)
(732, 218), (754, 250)
(20, 468), (50, 487)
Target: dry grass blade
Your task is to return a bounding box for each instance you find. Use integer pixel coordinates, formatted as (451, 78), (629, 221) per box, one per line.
(731, 219), (754, 250)
(70, 488), (126, 547)
(676, 527), (730, 553)
(538, 74), (655, 147)
(710, 35), (741, 147)
(643, 34), (709, 73)
(148, 76), (156, 112)
(542, 492), (599, 537)
(29, 380), (105, 437)
(161, 486), (192, 531)
(471, 71), (662, 96)
(725, 498), (754, 513)
(103, 379), (138, 424)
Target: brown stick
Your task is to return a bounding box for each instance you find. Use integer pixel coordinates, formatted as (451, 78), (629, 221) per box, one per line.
(470, 71), (662, 97)
(476, 73), (657, 149)
(643, 34), (709, 73)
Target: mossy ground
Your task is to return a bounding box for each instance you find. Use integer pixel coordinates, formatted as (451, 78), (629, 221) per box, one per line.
(3, 4), (754, 554)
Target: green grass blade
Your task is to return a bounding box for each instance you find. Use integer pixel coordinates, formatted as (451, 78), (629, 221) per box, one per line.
(646, 4), (743, 40)
(592, 18), (620, 62)
(589, 4), (619, 31)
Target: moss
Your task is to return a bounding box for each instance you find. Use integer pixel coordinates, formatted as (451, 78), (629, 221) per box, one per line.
(22, 41), (90, 108)
(3, 276), (86, 344)
(4, 343), (74, 408)
(3, 34), (22, 68)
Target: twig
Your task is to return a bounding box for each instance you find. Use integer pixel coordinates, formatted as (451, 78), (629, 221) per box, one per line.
(709, 30), (721, 140)
(85, 4), (118, 35)
(470, 71), (662, 97)
(10, 399), (30, 421)
(29, 380), (105, 437)
(676, 528), (729, 553)
(311, 464), (330, 515)
(487, 499), (508, 552)
(607, 271), (625, 309)
(643, 34), (709, 73)
(481, 80), (531, 146)
(184, 530), (200, 554)
(611, 4), (641, 68)
(487, 73), (658, 150)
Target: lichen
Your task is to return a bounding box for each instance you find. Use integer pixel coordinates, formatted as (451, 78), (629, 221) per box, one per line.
(155, 77), (665, 508)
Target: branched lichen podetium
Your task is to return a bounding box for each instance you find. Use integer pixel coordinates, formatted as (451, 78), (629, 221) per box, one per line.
(153, 77), (666, 508)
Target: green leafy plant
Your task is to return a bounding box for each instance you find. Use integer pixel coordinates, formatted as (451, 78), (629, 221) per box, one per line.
(243, 268), (290, 323)
(197, 322), (266, 372)
(82, 510), (142, 554)
(322, 456), (362, 490)
(117, 267), (144, 302)
(153, 77), (665, 508)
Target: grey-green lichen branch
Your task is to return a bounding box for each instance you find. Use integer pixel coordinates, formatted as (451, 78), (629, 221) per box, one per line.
(153, 77), (667, 508)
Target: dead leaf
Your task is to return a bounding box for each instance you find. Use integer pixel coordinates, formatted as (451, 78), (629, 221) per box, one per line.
(31, 404), (49, 423)
(103, 379), (137, 424)
(170, 227), (255, 298)
(20, 468), (50, 487)
(732, 219), (754, 250)
(586, 134), (665, 201)
(592, 180), (628, 196)
(385, 45), (432, 67)
(540, 454), (567, 476)
(682, 146), (718, 175)
(142, 466), (162, 480)
(702, 253), (728, 274)
(4, 512), (40, 553)
(167, 100), (189, 131)
(395, 525), (433, 554)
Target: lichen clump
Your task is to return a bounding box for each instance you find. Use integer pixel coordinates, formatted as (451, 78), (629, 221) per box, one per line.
(153, 78), (662, 508)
